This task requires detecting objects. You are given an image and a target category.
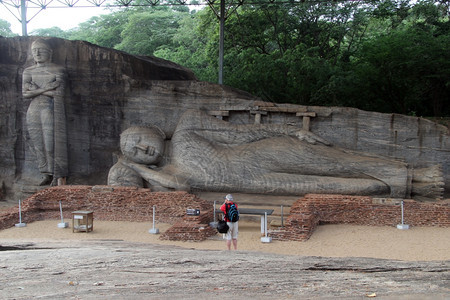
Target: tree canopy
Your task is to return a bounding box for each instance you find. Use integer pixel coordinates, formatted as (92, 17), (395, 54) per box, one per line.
(1, 0), (448, 117)
(0, 19), (17, 37)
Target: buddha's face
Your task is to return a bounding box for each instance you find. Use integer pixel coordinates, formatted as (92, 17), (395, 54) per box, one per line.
(31, 43), (52, 64)
(121, 129), (165, 165)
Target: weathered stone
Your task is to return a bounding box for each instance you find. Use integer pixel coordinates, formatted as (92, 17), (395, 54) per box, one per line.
(0, 239), (448, 299)
(0, 36), (449, 202)
(110, 110), (446, 199)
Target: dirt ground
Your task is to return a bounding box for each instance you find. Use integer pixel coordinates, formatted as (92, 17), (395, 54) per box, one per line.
(0, 219), (449, 261)
(0, 219), (449, 299)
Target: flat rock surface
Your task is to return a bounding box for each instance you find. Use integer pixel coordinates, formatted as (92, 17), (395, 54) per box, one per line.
(0, 239), (448, 300)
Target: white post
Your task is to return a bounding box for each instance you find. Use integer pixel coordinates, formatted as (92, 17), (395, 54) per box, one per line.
(260, 215), (265, 236)
(401, 200), (404, 223)
(60, 201), (64, 222)
(149, 205), (159, 234)
(210, 200), (219, 228)
(15, 200), (26, 227)
(57, 200), (69, 228)
(19, 200), (22, 223)
(213, 200), (217, 223)
(265, 212), (268, 237)
(281, 205), (284, 228)
(261, 211), (272, 243)
(397, 200), (410, 230)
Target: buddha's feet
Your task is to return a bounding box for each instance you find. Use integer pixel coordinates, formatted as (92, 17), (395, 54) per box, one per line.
(412, 165), (444, 200)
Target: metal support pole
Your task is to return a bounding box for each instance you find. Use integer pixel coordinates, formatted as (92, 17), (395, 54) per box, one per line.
(21, 0), (27, 36)
(218, 0), (225, 84)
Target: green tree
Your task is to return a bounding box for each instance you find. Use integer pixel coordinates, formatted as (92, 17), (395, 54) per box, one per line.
(0, 19), (17, 37)
(312, 0), (449, 116)
(206, 0), (449, 117)
(7, 0), (446, 116)
(115, 8), (188, 55)
(209, 1), (373, 103)
(154, 8), (216, 81)
(67, 11), (130, 48)
(30, 27), (69, 38)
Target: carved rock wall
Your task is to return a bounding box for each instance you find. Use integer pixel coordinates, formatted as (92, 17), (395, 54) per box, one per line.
(0, 36), (258, 200)
(0, 36), (449, 201)
(310, 107), (449, 181)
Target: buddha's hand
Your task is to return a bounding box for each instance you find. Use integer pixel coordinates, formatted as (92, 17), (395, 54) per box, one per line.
(25, 82), (39, 91)
(43, 81), (60, 91)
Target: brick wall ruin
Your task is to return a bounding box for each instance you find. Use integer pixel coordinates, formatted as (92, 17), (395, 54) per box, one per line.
(270, 194), (450, 241)
(0, 188), (448, 242)
(0, 186), (216, 241)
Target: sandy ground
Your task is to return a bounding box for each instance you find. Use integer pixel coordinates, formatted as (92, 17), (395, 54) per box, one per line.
(1, 219), (449, 262)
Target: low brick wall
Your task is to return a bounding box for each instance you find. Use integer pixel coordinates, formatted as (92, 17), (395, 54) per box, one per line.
(160, 212), (217, 242)
(2, 188), (448, 242)
(270, 194), (450, 241)
(0, 185), (216, 241)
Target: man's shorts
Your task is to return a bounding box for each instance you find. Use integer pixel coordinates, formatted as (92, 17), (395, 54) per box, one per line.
(226, 221), (238, 240)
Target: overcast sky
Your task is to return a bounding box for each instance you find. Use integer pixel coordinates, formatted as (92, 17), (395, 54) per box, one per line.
(1, 0), (420, 35)
(0, 3), (110, 35)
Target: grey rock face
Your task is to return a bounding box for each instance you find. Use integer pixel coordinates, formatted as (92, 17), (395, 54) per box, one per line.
(109, 110), (444, 199)
(0, 240), (448, 300)
(0, 36), (448, 201)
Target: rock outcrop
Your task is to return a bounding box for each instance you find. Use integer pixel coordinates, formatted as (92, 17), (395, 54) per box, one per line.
(0, 36), (448, 201)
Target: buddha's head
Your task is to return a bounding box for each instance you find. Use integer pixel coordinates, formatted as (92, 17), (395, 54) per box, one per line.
(31, 38), (53, 64)
(120, 126), (166, 165)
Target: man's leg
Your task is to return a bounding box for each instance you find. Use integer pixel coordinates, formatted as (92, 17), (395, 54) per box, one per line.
(226, 223), (232, 250)
(231, 222), (238, 250)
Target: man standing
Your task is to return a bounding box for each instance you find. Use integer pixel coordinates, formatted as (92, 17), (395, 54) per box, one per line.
(220, 194), (239, 250)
